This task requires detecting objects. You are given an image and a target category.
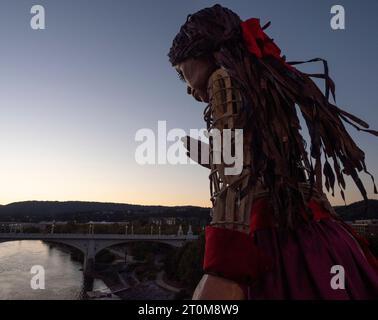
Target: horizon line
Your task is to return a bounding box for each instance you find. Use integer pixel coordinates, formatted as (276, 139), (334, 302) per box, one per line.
(0, 198), (376, 208)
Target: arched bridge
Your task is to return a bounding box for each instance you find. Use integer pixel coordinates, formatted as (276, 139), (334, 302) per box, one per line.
(0, 233), (198, 274)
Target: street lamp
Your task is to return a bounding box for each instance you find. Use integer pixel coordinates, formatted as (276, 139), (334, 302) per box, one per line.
(88, 222), (94, 234)
(177, 224), (183, 236)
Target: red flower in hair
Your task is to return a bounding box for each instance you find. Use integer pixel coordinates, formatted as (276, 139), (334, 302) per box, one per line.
(241, 18), (284, 61)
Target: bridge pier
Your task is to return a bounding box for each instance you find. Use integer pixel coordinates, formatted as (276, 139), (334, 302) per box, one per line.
(83, 256), (95, 274)
(83, 240), (96, 275)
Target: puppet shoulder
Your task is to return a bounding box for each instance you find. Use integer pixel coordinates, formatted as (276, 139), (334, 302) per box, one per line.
(207, 68), (244, 128)
(207, 68), (236, 95)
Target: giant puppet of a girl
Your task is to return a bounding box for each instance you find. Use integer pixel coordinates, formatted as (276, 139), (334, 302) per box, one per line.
(168, 4), (378, 299)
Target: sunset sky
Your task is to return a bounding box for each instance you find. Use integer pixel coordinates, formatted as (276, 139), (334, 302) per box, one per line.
(0, 0), (377, 207)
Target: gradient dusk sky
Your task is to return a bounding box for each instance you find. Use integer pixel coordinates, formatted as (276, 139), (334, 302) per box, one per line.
(0, 0), (377, 206)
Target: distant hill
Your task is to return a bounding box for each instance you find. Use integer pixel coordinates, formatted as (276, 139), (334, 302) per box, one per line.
(334, 199), (378, 221)
(0, 199), (376, 223)
(1, 201), (141, 216)
(0, 201), (210, 223)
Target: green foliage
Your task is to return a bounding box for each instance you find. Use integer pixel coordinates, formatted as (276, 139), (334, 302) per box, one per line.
(367, 236), (378, 258)
(22, 226), (41, 233)
(164, 232), (205, 289)
(128, 241), (164, 261)
(96, 250), (117, 263)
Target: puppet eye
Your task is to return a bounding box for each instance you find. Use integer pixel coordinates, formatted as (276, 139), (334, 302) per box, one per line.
(177, 70), (185, 82)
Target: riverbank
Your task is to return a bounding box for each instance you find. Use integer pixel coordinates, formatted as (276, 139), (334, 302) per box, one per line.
(94, 248), (190, 300)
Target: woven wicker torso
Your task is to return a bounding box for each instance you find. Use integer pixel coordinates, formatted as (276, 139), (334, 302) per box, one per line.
(204, 68), (337, 233)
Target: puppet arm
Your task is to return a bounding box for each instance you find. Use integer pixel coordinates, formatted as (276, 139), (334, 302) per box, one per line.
(193, 68), (272, 300)
(181, 136), (211, 169)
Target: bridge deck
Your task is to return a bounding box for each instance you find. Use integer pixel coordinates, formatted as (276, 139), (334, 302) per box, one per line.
(0, 233), (198, 240)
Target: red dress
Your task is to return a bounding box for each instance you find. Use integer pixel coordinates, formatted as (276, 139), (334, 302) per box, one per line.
(203, 197), (378, 299)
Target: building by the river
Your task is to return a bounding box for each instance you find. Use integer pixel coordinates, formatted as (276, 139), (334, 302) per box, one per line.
(347, 219), (378, 237)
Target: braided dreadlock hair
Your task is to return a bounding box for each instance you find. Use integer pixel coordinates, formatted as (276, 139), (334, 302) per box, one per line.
(168, 4), (378, 227)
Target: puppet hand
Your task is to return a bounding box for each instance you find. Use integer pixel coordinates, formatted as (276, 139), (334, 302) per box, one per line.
(181, 136), (211, 169)
(192, 274), (246, 300)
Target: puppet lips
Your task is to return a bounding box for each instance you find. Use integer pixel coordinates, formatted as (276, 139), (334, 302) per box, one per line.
(191, 89), (204, 102)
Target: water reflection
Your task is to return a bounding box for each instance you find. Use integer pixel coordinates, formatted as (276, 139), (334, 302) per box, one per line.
(0, 240), (106, 300)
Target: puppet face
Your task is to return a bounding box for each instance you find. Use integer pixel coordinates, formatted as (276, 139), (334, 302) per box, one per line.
(175, 56), (217, 103)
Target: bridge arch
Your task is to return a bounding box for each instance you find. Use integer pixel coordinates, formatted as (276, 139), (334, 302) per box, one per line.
(2, 238), (101, 256)
(0, 238), (87, 259)
(93, 239), (184, 256)
(0, 233), (198, 274)
(94, 239), (179, 258)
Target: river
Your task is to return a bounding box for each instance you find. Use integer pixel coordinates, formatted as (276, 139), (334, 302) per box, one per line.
(0, 240), (108, 300)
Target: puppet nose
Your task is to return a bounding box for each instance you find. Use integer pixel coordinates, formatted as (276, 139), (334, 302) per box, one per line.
(187, 86), (192, 95)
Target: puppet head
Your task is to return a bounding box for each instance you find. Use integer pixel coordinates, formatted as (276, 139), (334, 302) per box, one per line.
(168, 4), (378, 227)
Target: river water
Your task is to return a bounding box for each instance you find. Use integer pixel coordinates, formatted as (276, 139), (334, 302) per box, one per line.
(0, 240), (108, 300)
